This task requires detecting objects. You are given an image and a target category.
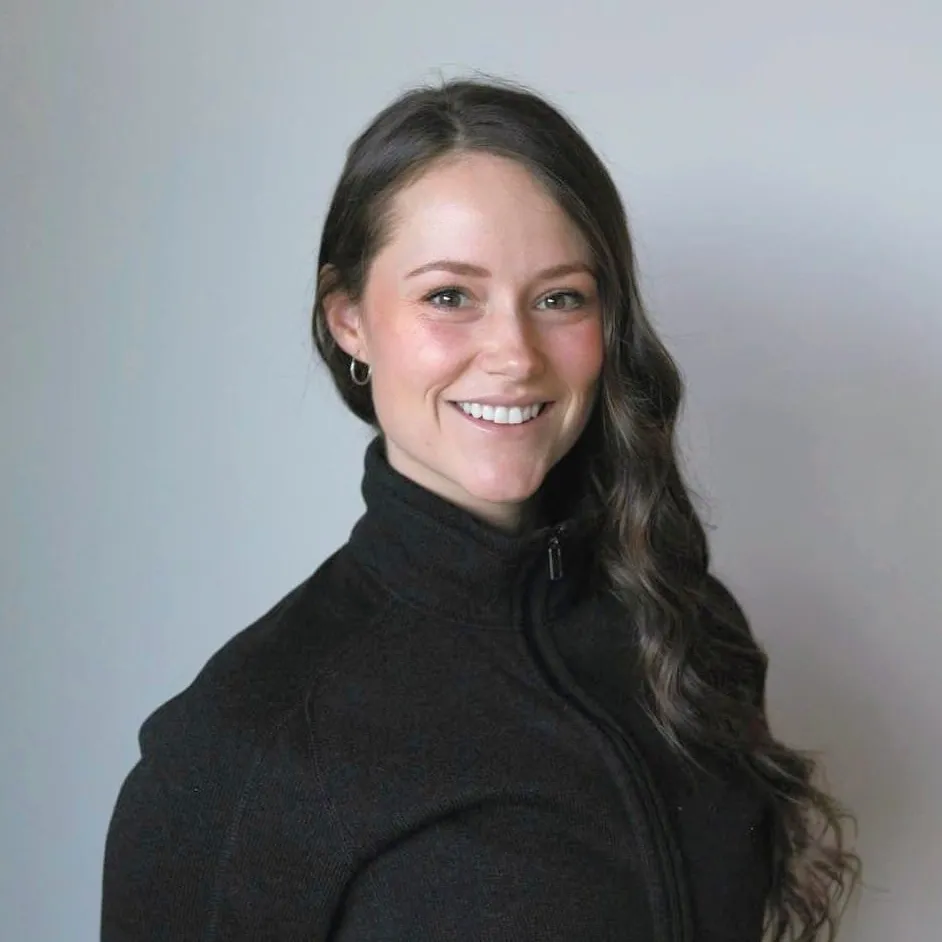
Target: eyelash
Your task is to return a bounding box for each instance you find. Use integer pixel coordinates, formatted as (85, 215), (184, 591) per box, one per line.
(423, 287), (587, 311)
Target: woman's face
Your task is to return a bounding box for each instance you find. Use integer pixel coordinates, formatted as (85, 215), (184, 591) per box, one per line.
(326, 152), (604, 531)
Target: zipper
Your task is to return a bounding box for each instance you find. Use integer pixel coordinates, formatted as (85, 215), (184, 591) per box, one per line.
(547, 526), (564, 581)
(529, 526), (692, 942)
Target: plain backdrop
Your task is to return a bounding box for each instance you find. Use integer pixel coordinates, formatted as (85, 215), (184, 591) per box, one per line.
(2, 1), (940, 939)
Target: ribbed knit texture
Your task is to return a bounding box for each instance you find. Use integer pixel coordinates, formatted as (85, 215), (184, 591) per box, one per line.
(101, 435), (771, 941)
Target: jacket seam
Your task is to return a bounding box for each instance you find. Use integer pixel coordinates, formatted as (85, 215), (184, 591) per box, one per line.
(302, 596), (402, 922)
(202, 592), (399, 941)
(202, 703), (318, 942)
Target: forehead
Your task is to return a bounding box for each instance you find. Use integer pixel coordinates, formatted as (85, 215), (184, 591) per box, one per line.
(378, 152), (591, 272)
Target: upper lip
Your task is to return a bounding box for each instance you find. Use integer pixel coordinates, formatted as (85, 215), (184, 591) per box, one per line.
(449, 396), (553, 407)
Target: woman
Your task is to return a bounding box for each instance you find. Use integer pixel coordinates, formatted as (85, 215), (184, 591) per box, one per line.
(102, 77), (859, 941)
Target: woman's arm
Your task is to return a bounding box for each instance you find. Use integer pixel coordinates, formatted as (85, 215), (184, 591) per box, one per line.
(101, 686), (349, 941)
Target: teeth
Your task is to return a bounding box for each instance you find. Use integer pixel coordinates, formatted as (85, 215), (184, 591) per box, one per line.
(456, 402), (545, 425)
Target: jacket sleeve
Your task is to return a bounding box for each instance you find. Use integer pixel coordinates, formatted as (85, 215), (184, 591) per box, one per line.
(101, 687), (351, 941)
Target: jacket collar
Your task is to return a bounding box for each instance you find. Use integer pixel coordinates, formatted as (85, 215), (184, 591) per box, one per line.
(345, 435), (601, 628)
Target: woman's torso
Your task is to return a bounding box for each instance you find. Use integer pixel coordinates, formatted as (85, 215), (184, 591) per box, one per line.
(101, 439), (771, 941)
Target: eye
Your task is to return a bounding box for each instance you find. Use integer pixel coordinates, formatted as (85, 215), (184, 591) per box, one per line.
(424, 287), (470, 308)
(536, 290), (585, 311)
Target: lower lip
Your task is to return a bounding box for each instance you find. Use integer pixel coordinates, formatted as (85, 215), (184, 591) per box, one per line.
(449, 401), (554, 432)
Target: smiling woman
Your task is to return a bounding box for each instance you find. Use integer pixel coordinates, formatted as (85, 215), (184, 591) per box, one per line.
(321, 151), (604, 530)
(101, 76), (860, 942)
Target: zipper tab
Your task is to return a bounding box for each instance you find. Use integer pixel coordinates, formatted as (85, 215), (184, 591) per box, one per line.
(547, 530), (563, 581)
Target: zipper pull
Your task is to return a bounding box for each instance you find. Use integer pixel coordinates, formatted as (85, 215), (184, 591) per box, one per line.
(547, 529), (563, 581)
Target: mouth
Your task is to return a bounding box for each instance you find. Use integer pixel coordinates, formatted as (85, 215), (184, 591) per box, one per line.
(448, 400), (554, 429)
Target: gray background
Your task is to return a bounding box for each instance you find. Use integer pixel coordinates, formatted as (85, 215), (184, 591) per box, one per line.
(2, 1), (940, 939)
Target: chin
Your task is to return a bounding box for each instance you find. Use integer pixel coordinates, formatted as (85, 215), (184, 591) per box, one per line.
(456, 468), (546, 507)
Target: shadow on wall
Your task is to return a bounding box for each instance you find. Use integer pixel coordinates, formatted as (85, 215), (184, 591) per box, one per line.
(646, 171), (942, 933)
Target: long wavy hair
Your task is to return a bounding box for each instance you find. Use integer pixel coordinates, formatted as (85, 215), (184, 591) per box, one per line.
(310, 75), (860, 940)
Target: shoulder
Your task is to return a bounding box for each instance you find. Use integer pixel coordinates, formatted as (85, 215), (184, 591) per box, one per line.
(697, 571), (768, 709)
(102, 545), (394, 938)
(139, 544), (393, 772)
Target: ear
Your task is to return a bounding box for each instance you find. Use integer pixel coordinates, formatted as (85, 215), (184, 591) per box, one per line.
(321, 273), (369, 363)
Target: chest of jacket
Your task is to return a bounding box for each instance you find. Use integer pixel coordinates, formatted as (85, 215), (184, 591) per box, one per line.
(291, 577), (682, 941)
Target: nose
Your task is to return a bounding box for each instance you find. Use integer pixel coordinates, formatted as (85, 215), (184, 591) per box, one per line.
(477, 303), (545, 381)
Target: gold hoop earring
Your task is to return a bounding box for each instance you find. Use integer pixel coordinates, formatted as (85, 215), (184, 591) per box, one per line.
(349, 356), (371, 386)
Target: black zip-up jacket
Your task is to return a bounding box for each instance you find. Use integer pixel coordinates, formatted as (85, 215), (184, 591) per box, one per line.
(102, 435), (772, 941)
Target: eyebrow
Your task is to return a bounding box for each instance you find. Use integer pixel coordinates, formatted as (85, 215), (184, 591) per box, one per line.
(405, 259), (595, 280)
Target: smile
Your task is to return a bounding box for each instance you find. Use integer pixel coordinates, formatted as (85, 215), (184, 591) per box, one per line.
(449, 401), (553, 427)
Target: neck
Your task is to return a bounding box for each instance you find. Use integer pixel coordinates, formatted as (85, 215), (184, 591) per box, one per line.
(346, 435), (595, 629)
(377, 433), (549, 536)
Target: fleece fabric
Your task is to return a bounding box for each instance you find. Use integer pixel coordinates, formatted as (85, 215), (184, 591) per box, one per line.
(101, 434), (771, 941)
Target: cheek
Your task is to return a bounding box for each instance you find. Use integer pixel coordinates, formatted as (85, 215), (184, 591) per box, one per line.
(551, 319), (604, 389)
(373, 317), (468, 385)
